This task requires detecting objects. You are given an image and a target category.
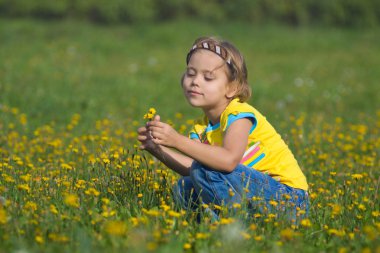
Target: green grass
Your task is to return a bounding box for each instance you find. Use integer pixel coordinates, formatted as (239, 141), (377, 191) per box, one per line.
(0, 19), (379, 253)
(1, 18), (379, 129)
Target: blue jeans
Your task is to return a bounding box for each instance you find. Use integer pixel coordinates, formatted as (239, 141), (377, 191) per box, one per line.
(173, 161), (309, 221)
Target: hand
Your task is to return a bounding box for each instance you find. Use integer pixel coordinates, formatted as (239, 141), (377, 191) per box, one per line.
(137, 115), (161, 152)
(146, 115), (182, 148)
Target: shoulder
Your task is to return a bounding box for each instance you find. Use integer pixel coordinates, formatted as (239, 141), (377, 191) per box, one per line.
(188, 115), (208, 139)
(225, 98), (255, 113)
(220, 99), (258, 132)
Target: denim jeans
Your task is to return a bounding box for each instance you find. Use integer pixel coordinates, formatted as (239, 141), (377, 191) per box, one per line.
(173, 161), (309, 221)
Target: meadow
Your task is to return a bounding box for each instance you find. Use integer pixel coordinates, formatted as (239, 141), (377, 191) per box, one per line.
(0, 19), (379, 252)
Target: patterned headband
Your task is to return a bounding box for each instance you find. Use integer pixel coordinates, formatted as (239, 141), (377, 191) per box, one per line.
(186, 41), (232, 65)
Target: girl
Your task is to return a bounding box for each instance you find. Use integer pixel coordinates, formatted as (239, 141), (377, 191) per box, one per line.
(137, 36), (308, 220)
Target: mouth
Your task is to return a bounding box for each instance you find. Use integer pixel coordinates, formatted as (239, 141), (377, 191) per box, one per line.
(187, 90), (202, 96)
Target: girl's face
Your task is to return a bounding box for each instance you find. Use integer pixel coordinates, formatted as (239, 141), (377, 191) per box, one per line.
(182, 50), (234, 112)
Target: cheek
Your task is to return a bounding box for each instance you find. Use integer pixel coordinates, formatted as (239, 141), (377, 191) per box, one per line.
(181, 76), (191, 88)
(180, 74), (185, 87)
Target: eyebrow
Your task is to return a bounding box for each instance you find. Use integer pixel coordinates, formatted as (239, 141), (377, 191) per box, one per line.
(187, 62), (225, 75)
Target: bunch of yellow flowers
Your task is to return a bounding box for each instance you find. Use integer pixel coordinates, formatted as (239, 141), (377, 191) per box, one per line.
(143, 108), (157, 120)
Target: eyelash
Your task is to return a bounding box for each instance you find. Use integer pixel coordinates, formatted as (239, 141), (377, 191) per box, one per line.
(186, 71), (214, 81)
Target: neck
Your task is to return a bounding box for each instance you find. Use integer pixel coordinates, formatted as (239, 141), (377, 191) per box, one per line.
(203, 100), (231, 125)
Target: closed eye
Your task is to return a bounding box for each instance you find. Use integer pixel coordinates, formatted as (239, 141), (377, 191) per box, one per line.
(186, 69), (196, 77)
(204, 73), (215, 81)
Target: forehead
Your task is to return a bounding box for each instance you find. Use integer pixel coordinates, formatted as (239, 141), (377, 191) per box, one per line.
(187, 49), (225, 71)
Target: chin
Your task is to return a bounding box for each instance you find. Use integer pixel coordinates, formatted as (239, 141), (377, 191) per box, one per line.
(186, 98), (203, 108)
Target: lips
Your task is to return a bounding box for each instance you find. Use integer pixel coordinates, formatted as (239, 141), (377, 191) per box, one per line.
(187, 90), (202, 96)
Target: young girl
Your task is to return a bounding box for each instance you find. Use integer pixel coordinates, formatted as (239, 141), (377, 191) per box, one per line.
(137, 36), (308, 220)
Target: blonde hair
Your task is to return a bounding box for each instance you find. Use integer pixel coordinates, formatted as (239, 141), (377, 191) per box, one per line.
(186, 36), (252, 102)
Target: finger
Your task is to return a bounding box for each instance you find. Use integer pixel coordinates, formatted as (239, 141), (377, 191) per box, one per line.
(148, 125), (161, 133)
(153, 114), (161, 122)
(137, 127), (148, 133)
(147, 120), (163, 128)
(138, 135), (148, 141)
(149, 130), (154, 139)
(152, 138), (161, 145)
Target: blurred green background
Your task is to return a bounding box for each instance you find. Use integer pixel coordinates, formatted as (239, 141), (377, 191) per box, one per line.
(0, 0), (379, 132)
(1, 0), (380, 26)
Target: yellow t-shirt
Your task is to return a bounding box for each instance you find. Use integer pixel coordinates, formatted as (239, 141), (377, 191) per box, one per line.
(189, 98), (308, 190)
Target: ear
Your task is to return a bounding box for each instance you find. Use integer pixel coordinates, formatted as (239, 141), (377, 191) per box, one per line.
(225, 82), (238, 99)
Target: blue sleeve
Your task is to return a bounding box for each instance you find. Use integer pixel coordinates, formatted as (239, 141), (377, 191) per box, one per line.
(189, 132), (200, 140)
(226, 112), (257, 134)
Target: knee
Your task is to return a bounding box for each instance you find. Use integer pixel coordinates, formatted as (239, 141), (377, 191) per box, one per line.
(190, 161), (206, 185)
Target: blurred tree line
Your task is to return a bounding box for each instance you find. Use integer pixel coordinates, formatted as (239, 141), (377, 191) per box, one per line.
(0, 0), (379, 27)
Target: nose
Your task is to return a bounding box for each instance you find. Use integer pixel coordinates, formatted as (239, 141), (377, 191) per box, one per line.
(191, 74), (201, 87)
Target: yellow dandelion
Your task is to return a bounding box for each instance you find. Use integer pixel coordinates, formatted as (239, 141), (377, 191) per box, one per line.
(48, 233), (70, 243)
(241, 231), (251, 240)
(147, 242), (158, 251)
(17, 184), (31, 193)
(213, 204), (222, 211)
(104, 220), (127, 236)
(183, 243), (191, 250)
(84, 187), (100, 197)
(249, 223), (257, 231)
(160, 204), (170, 212)
(168, 210), (181, 218)
(328, 229), (345, 237)
(358, 204), (366, 211)
(24, 201), (37, 211)
(175, 112), (183, 119)
(220, 217), (235, 225)
(269, 200), (278, 207)
(351, 173), (363, 180)
(61, 163), (72, 170)
(280, 228), (295, 241)
(64, 193), (80, 208)
(143, 107), (157, 120)
(35, 235), (44, 244)
(195, 232), (210, 239)
(20, 174), (31, 182)
(0, 208), (7, 224)
(201, 203), (209, 209)
(363, 225), (377, 241)
(101, 209), (116, 218)
(130, 217), (139, 227)
(301, 218), (312, 227)
(102, 198), (110, 205)
(142, 208), (160, 217)
(49, 204), (58, 215)
(332, 204), (342, 215)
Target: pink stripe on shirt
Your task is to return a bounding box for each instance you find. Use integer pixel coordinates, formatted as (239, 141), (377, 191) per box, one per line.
(241, 146), (260, 164)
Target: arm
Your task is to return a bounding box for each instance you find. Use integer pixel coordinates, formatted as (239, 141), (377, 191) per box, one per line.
(137, 115), (195, 176)
(148, 145), (194, 176)
(148, 117), (253, 173)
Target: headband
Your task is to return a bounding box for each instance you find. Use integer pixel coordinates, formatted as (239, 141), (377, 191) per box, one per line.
(186, 41), (232, 65)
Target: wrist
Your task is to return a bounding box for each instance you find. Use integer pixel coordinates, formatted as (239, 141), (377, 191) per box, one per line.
(148, 144), (161, 156)
(172, 133), (184, 150)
